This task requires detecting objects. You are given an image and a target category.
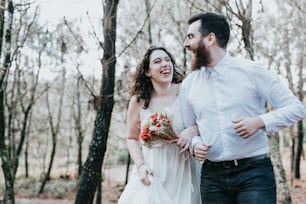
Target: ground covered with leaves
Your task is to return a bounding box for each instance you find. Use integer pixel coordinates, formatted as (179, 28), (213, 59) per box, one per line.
(7, 156), (306, 204)
(0, 148), (306, 204)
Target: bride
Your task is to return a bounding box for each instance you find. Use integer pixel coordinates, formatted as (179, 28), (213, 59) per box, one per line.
(118, 46), (201, 204)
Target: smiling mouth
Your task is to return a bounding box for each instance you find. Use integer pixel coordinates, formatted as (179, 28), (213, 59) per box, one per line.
(160, 69), (171, 75)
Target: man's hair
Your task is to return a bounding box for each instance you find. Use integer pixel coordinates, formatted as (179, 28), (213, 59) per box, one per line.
(188, 13), (230, 48)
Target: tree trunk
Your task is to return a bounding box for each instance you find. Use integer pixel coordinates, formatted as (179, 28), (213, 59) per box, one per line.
(145, 0), (152, 44)
(75, 0), (119, 203)
(0, 0), (7, 87)
(38, 132), (57, 194)
(294, 121), (304, 178)
(290, 129), (295, 185)
(39, 68), (65, 194)
(24, 110), (33, 178)
(125, 154), (131, 185)
(95, 176), (102, 204)
(75, 75), (84, 177)
(65, 129), (73, 177)
(77, 137), (83, 177)
(0, 91), (15, 204)
(0, 1), (15, 203)
(24, 135), (29, 178)
(269, 133), (292, 203)
(13, 107), (32, 176)
(294, 21), (305, 178)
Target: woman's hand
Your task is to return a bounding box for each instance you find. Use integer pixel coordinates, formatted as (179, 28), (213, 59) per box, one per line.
(177, 125), (198, 153)
(137, 164), (153, 186)
(176, 136), (191, 153)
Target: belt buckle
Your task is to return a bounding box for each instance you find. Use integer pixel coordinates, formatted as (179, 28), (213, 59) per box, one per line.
(222, 160), (238, 168)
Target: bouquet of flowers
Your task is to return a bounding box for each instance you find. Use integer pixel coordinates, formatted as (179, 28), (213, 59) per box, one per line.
(140, 112), (179, 148)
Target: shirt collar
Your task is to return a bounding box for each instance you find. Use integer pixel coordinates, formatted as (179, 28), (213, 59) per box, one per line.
(205, 53), (230, 76)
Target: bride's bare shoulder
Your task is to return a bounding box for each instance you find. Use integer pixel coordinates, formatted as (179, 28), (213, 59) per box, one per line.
(128, 95), (144, 112)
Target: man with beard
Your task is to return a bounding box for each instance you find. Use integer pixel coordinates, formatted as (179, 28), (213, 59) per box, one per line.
(179, 12), (306, 204)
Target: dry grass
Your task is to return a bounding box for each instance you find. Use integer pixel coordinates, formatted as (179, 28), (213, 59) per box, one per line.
(1, 155), (304, 204)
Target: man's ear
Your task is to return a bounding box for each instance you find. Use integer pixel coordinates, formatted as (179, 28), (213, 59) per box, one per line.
(206, 32), (217, 46)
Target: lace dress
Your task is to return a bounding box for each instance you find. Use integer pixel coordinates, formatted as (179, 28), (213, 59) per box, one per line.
(118, 98), (201, 204)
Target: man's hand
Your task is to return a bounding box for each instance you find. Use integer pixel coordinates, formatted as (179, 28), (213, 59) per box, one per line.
(232, 116), (265, 138)
(193, 143), (211, 162)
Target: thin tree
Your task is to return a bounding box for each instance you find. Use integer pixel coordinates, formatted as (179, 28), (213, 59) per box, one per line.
(294, 2), (305, 178)
(144, 0), (152, 44)
(11, 52), (41, 177)
(0, 1), (15, 203)
(75, 0), (119, 203)
(38, 58), (66, 194)
(75, 75), (84, 177)
(22, 28), (48, 178)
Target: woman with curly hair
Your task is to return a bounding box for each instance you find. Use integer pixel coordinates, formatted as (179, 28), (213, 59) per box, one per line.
(118, 46), (201, 204)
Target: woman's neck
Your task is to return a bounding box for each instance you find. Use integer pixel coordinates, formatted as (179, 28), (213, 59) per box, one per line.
(152, 83), (175, 97)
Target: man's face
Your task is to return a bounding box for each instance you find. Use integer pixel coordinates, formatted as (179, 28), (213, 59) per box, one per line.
(184, 20), (202, 53)
(184, 20), (211, 69)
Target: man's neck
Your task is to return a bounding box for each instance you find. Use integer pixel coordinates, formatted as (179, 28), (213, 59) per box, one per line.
(208, 48), (226, 68)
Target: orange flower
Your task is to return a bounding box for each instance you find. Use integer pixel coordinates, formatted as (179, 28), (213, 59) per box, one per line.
(139, 112), (179, 148)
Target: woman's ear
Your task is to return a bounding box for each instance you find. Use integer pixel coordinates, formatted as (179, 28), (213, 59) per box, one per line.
(145, 70), (151, 77)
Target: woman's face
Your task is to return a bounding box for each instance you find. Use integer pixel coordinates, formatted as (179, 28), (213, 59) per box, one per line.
(146, 49), (174, 84)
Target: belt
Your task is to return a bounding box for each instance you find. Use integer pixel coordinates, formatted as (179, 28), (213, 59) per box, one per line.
(205, 153), (269, 168)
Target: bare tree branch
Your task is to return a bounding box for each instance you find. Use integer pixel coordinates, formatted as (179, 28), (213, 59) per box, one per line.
(63, 17), (88, 53)
(117, 0), (158, 57)
(87, 11), (104, 50)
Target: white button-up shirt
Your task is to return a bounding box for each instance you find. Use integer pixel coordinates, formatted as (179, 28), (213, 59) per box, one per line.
(180, 54), (306, 161)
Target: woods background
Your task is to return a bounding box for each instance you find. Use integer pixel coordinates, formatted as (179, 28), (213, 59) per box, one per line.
(0, 0), (305, 203)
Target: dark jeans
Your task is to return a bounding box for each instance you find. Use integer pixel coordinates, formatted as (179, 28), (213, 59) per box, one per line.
(200, 156), (276, 204)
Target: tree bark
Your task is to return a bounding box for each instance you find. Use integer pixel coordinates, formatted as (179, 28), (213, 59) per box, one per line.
(125, 154), (131, 185)
(75, 75), (84, 177)
(0, 91), (15, 204)
(294, 16), (305, 178)
(269, 133), (292, 203)
(95, 177), (102, 204)
(294, 120), (304, 178)
(0, 0), (7, 87)
(0, 1), (15, 203)
(74, 0), (119, 203)
(145, 0), (152, 44)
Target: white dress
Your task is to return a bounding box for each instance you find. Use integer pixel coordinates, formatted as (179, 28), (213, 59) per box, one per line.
(118, 98), (201, 204)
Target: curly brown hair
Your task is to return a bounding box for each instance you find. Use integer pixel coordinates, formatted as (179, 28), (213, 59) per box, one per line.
(130, 46), (184, 109)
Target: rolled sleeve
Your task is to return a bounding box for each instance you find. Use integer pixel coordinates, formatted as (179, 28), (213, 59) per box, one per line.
(255, 66), (306, 133)
(191, 136), (202, 153)
(260, 102), (306, 133)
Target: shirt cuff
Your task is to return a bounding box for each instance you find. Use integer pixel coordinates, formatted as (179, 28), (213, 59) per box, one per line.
(190, 136), (202, 155)
(259, 114), (273, 133)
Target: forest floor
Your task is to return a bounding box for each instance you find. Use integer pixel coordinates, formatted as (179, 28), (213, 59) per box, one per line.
(11, 153), (306, 204)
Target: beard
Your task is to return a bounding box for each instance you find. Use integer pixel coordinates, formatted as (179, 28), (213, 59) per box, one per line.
(191, 41), (211, 71)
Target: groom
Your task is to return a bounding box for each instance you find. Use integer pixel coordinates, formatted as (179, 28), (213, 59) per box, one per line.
(180, 12), (306, 204)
